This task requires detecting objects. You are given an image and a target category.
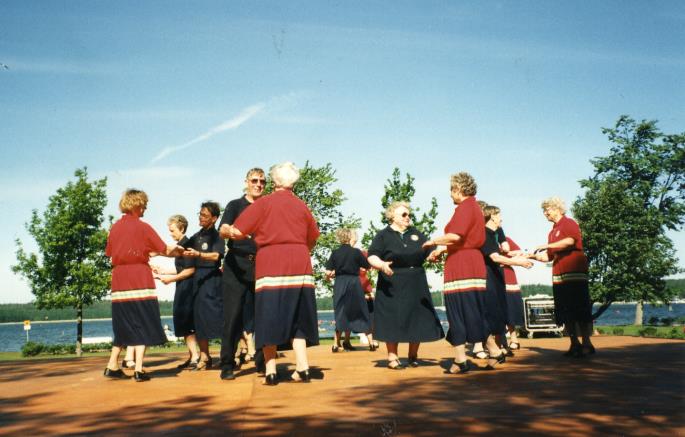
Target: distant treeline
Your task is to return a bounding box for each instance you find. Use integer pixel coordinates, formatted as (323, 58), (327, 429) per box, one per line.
(2, 281), (683, 323)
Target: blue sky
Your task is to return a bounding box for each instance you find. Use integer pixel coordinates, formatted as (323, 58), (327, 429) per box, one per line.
(1, 1), (683, 303)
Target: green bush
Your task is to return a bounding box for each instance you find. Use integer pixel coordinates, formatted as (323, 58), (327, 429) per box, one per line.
(596, 327), (606, 334)
(639, 327), (658, 337)
(21, 341), (45, 357)
(612, 327), (624, 336)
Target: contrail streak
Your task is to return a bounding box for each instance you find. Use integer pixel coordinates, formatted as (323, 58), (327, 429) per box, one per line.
(150, 103), (264, 164)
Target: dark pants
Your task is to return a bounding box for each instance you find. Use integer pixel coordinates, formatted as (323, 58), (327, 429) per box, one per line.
(219, 263), (255, 370)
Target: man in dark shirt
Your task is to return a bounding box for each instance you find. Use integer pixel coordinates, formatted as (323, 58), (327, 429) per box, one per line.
(218, 167), (266, 380)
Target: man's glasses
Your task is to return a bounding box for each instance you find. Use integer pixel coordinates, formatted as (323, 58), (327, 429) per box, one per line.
(250, 178), (266, 185)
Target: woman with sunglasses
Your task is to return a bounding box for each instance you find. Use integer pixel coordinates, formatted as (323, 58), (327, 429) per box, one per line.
(367, 201), (444, 370)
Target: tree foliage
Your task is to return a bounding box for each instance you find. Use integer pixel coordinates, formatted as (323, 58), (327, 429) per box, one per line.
(265, 161), (360, 297)
(12, 168), (111, 354)
(573, 116), (684, 317)
(362, 167), (439, 271)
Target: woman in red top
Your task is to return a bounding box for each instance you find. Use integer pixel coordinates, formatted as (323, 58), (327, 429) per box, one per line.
(104, 189), (182, 381)
(225, 162), (320, 385)
(425, 172), (506, 373)
(531, 196), (595, 357)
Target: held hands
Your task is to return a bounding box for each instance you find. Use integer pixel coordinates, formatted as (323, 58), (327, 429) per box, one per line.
(427, 248), (444, 263)
(421, 240), (436, 249)
(183, 248), (201, 258)
(514, 256), (534, 269)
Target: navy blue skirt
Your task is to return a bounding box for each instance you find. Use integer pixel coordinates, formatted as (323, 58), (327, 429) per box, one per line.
(193, 267), (224, 340)
(374, 267), (444, 343)
(553, 280), (592, 326)
(173, 277), (196, 337)
(444, 289), (489, 346)
(483, 266), (508, 336)
(505, 291), (524, 327)
(254, 286), (319, 350)
(112, 297), (167, 347)
(333, 275), (371, 333)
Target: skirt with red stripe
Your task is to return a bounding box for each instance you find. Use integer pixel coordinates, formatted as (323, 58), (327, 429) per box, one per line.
(111, 288), (167, 347)
(443, 249), (488, 346)
(254, 244), (319, 349)
(552, 272), (592, 326)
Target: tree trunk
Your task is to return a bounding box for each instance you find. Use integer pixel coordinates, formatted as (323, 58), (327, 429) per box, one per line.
(76, 304), (83, 357)
(634, 301), (644, 326)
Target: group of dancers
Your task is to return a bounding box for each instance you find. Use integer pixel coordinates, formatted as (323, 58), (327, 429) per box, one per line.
(103, 163), (595, 384)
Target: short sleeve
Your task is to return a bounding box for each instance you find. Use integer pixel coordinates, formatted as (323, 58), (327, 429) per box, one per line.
(234, 199), (263, 235)
(448, 205), (471, 237)
(355, 248), (371, 269)
(496, 227), (506, 244)
(307, 215), (320, 248)
(144, 223), (166, 253)
(181, 256), (196, 270)
(480, 232), (499, 257)
(560, 217), (582, 242)
(219, 199), (241, 227)
(210, 232), (225, 256)
(368, 231), (385, 258)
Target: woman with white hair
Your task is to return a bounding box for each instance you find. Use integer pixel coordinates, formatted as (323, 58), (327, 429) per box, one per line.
(530, 197), (595, 357)
(225, 162), (320, 385)
(367, 201), (444, 370)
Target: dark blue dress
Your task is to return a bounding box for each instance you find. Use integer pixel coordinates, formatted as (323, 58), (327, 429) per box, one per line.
(188, 226), (225, 340)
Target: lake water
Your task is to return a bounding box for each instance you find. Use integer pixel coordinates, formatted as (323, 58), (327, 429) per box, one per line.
(1, 303), (683, 352)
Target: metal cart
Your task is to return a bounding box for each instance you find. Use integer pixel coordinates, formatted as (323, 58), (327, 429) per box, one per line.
(522, 294), (564, 338)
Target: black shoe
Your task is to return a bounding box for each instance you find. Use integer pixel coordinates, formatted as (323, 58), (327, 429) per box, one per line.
(407, 356), (419, 368)
(220, 368), (235, 380)
(292, 369), (311, 383)
(504, 348), (515, 358)
(342, 340), (354, 351)
(369, 343), (377, 352)
(264, 373), (278, 386)
(176, 359), (192, 370)
(332, 345), (340, 353)
(582, 344), (596, 355)
(485, 352), (506, 370)
(447, 360), (471, 374)
(103, 368), (125, 379)
(387, 359), (405, 370)
(133, 371), (150, 382)
(563, 344), (584, 358)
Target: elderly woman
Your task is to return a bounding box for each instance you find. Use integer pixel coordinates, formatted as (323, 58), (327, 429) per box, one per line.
(480, 205), (532, 353)
(424, 173), (505, 373)
(152, 214), (199, 369)
(184, 202), (225, 370)
(225, 162), (320, 385)
(325, 228), (375, 352)
(367, 201), (444, 370)
(104, 189), (182, 382)
(531, 197), (595, 357)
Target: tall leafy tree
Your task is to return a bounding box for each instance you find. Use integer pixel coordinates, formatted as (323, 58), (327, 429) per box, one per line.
(362, 167), (439, 272)
(265, 161), (360, 296)
(13, 168), (111, 355)
(573, 116), (684, 323)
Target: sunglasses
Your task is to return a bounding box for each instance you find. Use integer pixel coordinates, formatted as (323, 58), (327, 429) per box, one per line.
(250, 178), (266, 185)
(400, 212), (409, 218)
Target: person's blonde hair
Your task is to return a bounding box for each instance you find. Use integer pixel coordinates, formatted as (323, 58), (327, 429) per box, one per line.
(167, 214), (189, 233)
(384, 201), (411, 222)
(477, 200), (488, 212)
(483, 205), (500, 222)
(450, 172), (477, 196)
(119, 189), (148, 213)
(541, 196), (567, 214)
(270, 162), (300, 189)
(335, 227), (357, 244)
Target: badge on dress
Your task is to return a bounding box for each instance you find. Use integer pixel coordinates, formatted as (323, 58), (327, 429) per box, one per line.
(555, 231), (560, 237)
(202, 242), (208, 251)
(410, 234), (419, 241)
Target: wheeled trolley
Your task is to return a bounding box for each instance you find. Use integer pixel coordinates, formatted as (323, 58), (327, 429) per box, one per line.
(521, 295), (564, 338)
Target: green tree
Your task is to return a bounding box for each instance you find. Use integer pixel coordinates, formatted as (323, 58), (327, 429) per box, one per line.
(362, 167), (439, 271)
(572, 116), (684, 323)
(13, 168), (111, 356)
(265, 161), (360, 297)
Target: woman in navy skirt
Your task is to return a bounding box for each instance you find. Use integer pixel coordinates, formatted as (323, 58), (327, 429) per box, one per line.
(184, 202), (225, 370)
(367, 201), (444, 370)
(226, 162), (320, 385)
(425, 173), (505, 373)
(152, 214), (199, 369)
(104, 189), (183, 382)
(325, 228), (375, 352)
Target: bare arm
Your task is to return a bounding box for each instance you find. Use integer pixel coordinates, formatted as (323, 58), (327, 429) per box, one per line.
(158, 267), (196, 285)
(422, 232), (462, 248)
(367, 255), (394, 277)
(490, 253), (533, 269)
(534, 237), (575, 253)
